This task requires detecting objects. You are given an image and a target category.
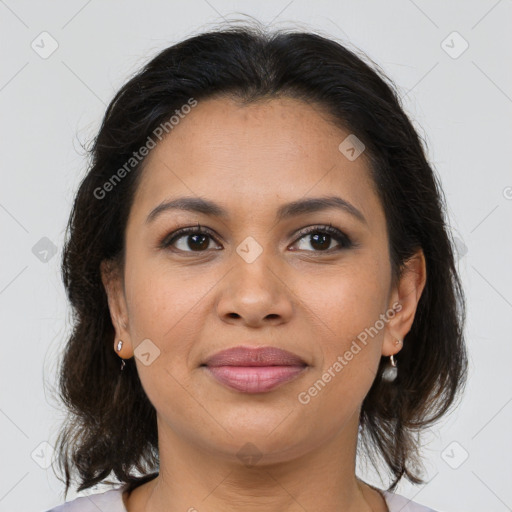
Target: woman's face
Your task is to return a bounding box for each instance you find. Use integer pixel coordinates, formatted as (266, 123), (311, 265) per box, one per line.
(105, 96), (422, 463)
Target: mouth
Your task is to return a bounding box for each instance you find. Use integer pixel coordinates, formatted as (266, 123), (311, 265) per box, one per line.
(201, 345), (308, 393)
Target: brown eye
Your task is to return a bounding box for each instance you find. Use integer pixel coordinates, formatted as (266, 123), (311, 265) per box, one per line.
(305, 232), (334, 251)
(160, 226), (221, 253)
(291, 225), (353, 252)
(181, 233), (211, 251)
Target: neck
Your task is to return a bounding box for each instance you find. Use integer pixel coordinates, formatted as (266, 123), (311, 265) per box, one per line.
(125, 411), (387, 512)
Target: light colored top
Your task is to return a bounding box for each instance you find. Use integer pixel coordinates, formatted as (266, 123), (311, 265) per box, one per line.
(43, 484), (439, 511)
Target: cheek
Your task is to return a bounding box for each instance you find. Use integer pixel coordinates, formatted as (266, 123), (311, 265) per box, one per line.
(296, 278), (386, 419)
(122, 262), (202, 416)
(293, 261), (389, 410)
(122, 257), (223, 389)
(297, 260), (389, 348)
(124, 256), (204, 340)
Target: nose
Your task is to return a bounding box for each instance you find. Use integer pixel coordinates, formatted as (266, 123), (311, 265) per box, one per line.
(215, 252), (294, 328)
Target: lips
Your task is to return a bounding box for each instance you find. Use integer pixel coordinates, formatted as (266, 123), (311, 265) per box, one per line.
(202, 346), (308, 393)
(203, 346), (307, 367)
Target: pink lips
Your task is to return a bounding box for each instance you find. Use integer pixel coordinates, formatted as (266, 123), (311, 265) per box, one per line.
(202, 346), (307, 393)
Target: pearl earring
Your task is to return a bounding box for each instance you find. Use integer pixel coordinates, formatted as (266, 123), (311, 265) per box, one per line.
(382, 337), (402, 382)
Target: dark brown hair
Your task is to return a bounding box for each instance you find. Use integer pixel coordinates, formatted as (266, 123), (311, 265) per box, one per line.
(54, 21), (468, 498)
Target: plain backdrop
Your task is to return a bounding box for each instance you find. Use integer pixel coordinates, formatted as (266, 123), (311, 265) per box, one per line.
(1, 1), (511, 511)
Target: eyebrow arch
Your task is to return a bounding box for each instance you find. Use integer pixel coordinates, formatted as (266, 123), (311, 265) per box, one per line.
(145, 195), (367, 226)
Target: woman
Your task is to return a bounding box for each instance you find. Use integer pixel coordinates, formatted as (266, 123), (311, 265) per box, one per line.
(44, 22), (467, 512)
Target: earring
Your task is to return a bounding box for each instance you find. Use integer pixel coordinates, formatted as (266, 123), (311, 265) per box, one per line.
(382, 354), (397, 382)
(116, 340), (125, 371)
(382, 337), (402, 382)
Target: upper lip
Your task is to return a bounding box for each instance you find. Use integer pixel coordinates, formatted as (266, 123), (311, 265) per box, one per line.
(202, 346), (307, 367)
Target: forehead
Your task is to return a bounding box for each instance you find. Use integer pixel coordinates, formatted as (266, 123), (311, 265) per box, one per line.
(131, 96), (384, 229)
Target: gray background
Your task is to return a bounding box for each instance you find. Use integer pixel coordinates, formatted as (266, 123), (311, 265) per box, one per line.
(1, 1), (511, 511)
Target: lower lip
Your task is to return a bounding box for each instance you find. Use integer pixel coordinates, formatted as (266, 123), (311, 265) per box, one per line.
(204, 365), (306, 393)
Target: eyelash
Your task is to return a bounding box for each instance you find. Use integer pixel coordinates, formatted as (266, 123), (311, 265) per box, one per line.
(159, 223), (355, 255)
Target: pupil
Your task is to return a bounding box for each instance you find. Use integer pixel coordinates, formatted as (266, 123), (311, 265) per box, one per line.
(311, 233), (330, 251)
(188, 234), (209, 251)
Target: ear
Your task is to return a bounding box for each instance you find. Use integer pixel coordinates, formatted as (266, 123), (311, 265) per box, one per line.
(383, 248), (427, 357)
(100, 259), (134, 359)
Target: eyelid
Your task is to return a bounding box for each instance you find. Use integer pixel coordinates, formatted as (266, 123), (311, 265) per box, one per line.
(159, 223), (355, 253)
(289, 224), (354, 251)
(158, 224), (221, 250)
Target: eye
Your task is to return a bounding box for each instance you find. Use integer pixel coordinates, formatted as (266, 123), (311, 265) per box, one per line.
(159, 223), (354, 254)
(159, 225), (221, 253)
(290, 224), (354, 252)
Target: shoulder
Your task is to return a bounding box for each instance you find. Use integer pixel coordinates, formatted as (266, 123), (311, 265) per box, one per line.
(382, 490), (439, 512)
(41, 485), (128, 512)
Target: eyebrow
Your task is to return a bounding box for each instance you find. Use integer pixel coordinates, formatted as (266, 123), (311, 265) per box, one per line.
(145, 195), (367, 226)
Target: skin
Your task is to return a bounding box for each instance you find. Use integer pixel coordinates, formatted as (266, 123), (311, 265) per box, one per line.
(101, 96), (426, 512)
